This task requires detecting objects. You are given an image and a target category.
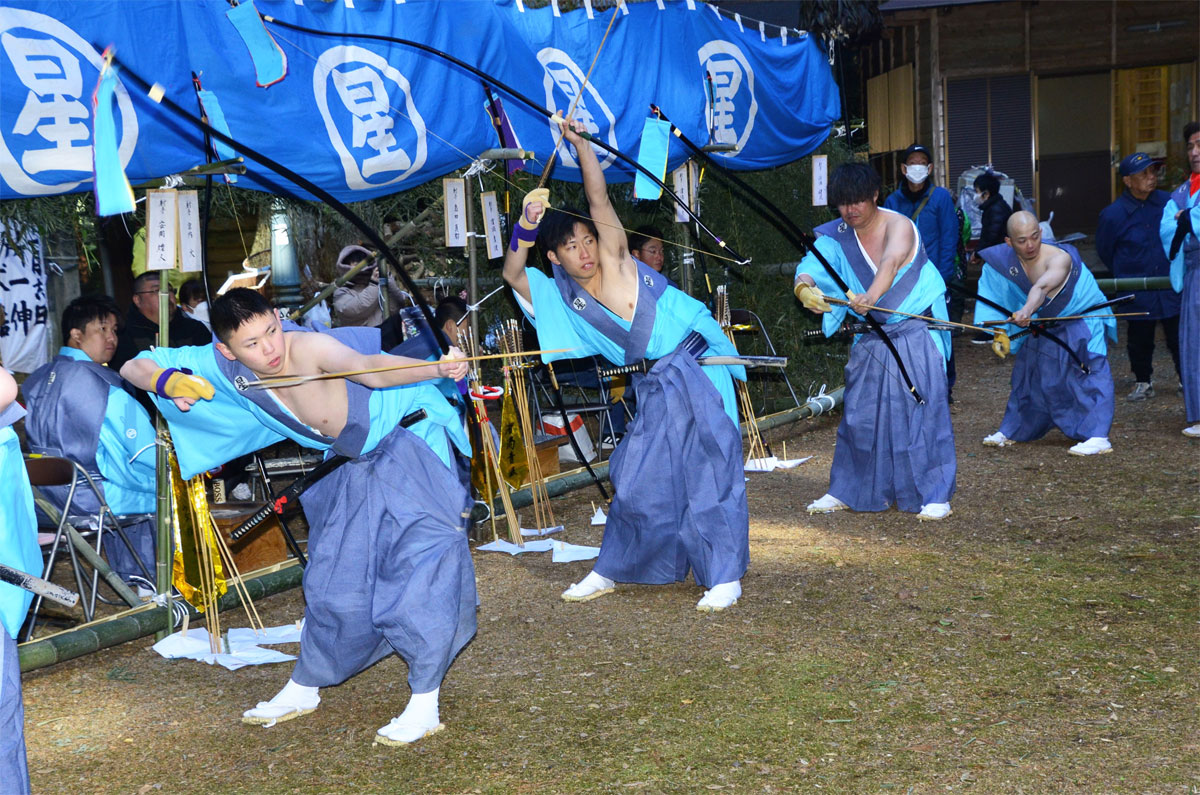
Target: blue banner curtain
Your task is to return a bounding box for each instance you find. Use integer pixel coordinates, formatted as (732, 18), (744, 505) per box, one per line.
(0, 0), (839, 203)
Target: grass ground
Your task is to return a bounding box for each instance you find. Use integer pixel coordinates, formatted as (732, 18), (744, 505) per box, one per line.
(20, 337), (1198, 794)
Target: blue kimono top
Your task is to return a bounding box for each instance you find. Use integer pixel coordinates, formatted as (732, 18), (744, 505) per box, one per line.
(793, 209), (951, 363)
(515, 259), (745, 425)
(24, 347), (156, 515)
(0, 402), (40, 639)
(137, 326), (469, 480)
(974, 242), (1117, 357)
(1161, 179), (1200, 292)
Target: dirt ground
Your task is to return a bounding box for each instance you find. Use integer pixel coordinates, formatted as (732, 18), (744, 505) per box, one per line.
(19, 336), (1199, 794)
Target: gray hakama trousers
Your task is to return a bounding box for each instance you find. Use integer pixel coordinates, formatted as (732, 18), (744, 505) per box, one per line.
(598, 351), (750, 588)
(0, 632), (30, 795)
(998, 319), (1114, 442)
(830, 320), (957, 512)
(1181, 265), (1200, 423)
(295, 426), (476, 693)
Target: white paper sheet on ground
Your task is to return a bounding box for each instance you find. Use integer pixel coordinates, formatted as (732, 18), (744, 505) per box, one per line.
(228, 621), (304, 648)
(551, 540), (600, 563)
(152, 626), (297, 670)
(744, 455), (813, 473)
(520, 525), (564, 537)
(590, 506), (607, 526)
(476, 538), (554, 555)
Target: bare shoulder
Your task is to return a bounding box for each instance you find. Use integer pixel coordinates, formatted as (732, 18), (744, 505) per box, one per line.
(1043, 244), (1072, 270)
(286, 328), (344, 363)
(882, 208), (917, 248)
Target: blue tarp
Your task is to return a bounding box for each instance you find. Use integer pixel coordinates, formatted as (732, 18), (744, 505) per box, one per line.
(0, 0), (840, 202)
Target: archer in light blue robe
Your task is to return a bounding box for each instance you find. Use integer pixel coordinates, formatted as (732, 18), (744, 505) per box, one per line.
(0, 401), (40, 795)
(1161, 179), (1200, 424)
(137, 324), (476, 694)
(23, 348), (157, 584)
(975, 243), (1117, 442)
(794, 212), (956, 512)
(516, 259), (751, 589)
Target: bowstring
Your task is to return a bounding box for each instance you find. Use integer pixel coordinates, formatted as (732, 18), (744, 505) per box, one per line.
(268, 28), (745, 266)
(537, 4), (620, 189)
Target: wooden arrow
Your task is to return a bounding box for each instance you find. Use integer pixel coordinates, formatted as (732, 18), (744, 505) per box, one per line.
(242, 348), (575, 390)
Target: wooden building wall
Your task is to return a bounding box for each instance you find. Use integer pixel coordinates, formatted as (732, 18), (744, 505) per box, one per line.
(861, 0), (1199, 220)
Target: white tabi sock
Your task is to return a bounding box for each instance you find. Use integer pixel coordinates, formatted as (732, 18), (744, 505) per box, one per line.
(242, 679), (320, 726)
(376, 688), (444, 745)
(697, 580), (742, 612)
(562, 570), (616, 602)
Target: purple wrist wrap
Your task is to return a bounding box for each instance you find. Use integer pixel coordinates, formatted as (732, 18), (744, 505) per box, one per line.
(509, 222), (540, 252)
(155, 367), (192, 398)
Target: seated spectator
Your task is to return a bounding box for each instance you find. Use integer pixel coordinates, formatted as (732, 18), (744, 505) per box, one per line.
(23, 296), (157, 591)
(111, 271), (212, 374)
(629, 226), (676, 288)
(178, 278), (211, 331)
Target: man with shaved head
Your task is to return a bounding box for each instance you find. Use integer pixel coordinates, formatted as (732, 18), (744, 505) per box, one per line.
(973, 211), (1117, 455)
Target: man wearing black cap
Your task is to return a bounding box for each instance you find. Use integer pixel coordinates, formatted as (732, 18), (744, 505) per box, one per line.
(884, 143), (961, 400)
(1097, 152), (1181, 401)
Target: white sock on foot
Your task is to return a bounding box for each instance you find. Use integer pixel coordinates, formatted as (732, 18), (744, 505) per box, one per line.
(806, 493), (848, 514)
(562, 570), (616, 602)
(242, 679), (320, 726)
(918, 502), (953, 521)
(377, 688), (443, 744)
(697, 580), (741, 612)
(1068, 436), (1112, 456)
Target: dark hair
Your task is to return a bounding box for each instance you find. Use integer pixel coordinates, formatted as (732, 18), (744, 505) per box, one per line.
(179, 278), (206, 307)
(210, 288), (274, 343)
(828, 163), (882, 207)
(61, 295), (119, 338)
(974, 172), (1001, 195)
(1185, 121), (1200, 142)
(132, 271), (160, 292)
(628, 225), (664, 254)
(434, 296), (468, 329)
(537, 205), (598, 254)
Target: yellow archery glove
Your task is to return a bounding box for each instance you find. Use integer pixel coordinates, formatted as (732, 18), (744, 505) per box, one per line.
(152, 367), (215, 401)
(991, 331), (1011, 359)
(794, 282), (831, 313)
(514, 188), (551, 248)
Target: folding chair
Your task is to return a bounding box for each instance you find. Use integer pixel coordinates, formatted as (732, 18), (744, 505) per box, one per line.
(729, 308), (802, 411)
(529, 357), (620, 461)
(22, 456), (153, 640)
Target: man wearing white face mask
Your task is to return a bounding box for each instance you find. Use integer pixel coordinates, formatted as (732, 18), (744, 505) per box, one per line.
(885, 143), (961, 400)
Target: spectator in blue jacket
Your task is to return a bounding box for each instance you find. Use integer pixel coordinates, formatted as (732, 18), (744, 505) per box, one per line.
(884, 143), (961, 401)
(1096, 152), (1181, 401)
